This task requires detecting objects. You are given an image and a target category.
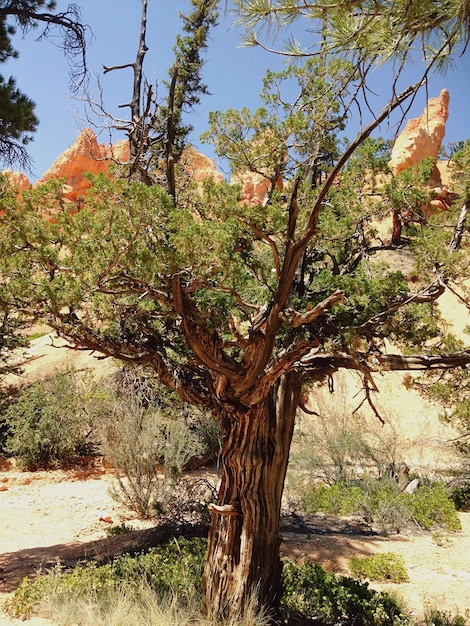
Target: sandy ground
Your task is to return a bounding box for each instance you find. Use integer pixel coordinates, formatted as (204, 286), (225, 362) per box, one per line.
(0, 466), (156, 626)
(0, 466), (469, 624)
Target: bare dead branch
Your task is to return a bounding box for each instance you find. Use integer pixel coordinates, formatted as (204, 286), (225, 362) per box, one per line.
(448, 200), (468, 252)
(299, 348), (470, 378)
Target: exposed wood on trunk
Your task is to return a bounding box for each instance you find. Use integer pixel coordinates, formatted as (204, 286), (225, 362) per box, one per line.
(202, 373), (302, 620)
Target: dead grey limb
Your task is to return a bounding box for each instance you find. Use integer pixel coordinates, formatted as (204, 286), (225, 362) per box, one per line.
(448, 200), (468, 252)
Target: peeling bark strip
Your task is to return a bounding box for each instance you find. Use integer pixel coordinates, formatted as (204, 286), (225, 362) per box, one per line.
(207, 502), (241, 516)
(202, 373), (302, 620)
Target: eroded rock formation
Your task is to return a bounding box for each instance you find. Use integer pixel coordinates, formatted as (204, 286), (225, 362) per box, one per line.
(38, 128), (130, 203)
(3, 92), (455, 217)
(3, 170), (31, 195)
(231, 170), (283, 206)
(180, 146), (224, 187)
(389, 89), (456, 242)
(389, 88), (450, 185)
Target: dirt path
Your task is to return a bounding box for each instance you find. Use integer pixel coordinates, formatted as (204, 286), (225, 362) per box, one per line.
(0, 467), (469, 624)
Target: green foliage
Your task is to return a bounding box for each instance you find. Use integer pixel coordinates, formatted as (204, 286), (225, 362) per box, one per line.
(431, 531), (453, 547)
(105, 523), (137, 537)
(386, 302), (444, 350)
(0, 232), (29, 386)
(357, 479), (412, 534)
(349, 553), (409, 583)
(422, 364), (470, 474)
(299, 479), (461, 534)
(4, 369), (98, 470)
(301, 482), (363, 516)
(5, 537), (207, 619)
(408, 483), (461, 532)
(0, 75), (37, 164)
(7, 538), (410, 625)
(0, 385), (21, 452)
(1, 4), (469, 619)
(424, 605), (469, 626)
(281, 559), (408, 625)
(203, 56), (352, 181)
(0, 1), (86, 167)
(234, 0), (467, 81)
(449, 139), (470, 198)
(160, 0), (219, 160)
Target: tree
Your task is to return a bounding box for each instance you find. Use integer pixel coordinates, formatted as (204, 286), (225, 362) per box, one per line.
(0, 1), (87, 168)
(99, 0), (217, 194)
(2, 3), (470, 623)
(234, 0), (470, 135)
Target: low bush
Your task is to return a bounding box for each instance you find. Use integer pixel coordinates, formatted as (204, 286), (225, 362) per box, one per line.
(5, 537), (207, 619)
(98, 369), (219, 519)
(301, 482), (363, 516)
(423, 605), (469, 626)
(299, 479), (461, 534)
(451, 483), (470, 512)
(356, 479), (412, 534)
(281, 559), (408, 625)
(408, 484), (461, 532)
(105, 523), (137, 537)
(348, 553), (409, 583)
(4, 370), (98, 470)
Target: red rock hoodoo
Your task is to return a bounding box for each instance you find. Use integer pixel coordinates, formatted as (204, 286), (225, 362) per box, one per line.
(38, 128), (130, 203)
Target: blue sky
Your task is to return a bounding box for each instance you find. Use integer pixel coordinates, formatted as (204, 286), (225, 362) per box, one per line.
(4, 0), (470, 181)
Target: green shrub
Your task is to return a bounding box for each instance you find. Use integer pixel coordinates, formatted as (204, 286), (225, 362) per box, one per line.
(5, 537), (207, 619)
(301, 482), (363, 516)
(299, 479), (461, 535)
(357, 479), (412, 534)
(408, 484), (461, 531)
(424, 605), (469, 626)
(8, 579), (270, 626)
(105, 523), (137, 537)
(431, 531), (453, 547)
(0, 385), (21, 452)
(348, 553), (409, 583)
(4, 370), (98, 469)
(281, 559), (408, 625)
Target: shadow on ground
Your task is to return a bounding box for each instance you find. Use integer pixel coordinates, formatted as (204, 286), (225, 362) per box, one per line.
(0, 522), (209, 593)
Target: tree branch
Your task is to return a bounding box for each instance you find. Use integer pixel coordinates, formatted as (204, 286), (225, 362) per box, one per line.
(302, 81), (422, 240)
(279, 289), (345, 327)
(171, 274), (238, 379)
(299, 349), (470, 380)
(356, 279), (446, 335)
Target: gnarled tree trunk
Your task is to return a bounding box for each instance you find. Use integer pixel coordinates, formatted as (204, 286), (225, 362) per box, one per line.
(202, 372), (303, 620)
